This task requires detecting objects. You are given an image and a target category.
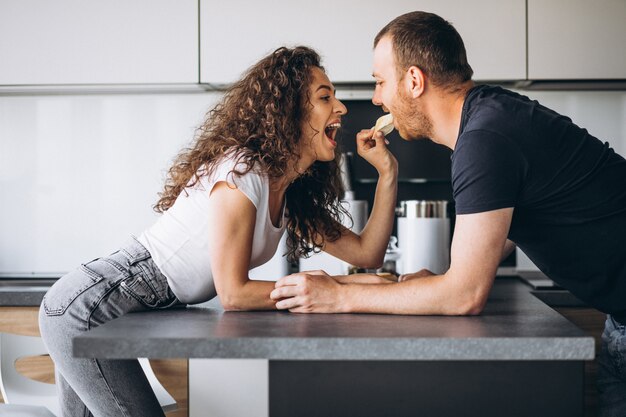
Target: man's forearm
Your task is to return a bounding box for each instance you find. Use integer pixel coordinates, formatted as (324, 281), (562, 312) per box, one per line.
(338, 274), (482, 315)
(334, 273), (395, 285)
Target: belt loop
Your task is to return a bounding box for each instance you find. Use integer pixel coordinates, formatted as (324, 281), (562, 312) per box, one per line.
(122, 235), (150, 263)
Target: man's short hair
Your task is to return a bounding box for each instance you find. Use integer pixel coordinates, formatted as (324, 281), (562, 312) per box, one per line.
(375, 11), (474, 89)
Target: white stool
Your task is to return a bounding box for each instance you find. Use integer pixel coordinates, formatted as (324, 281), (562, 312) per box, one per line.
(0, 333), (59, 416)
(0, 333), (177, 415)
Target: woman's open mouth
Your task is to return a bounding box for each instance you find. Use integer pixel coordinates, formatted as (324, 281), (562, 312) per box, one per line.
(325, 122), (341, 147)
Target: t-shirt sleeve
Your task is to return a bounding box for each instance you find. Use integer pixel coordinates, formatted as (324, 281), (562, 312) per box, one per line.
(451, 129), (526, 215)
(207, 156), (264, 209)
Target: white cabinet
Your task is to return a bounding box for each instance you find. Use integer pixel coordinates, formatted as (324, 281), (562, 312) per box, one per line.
(528, 0), (626, 80)
(189, 359), (268, 417)
(200, 0), (526, 85)
(0, 0), (198, 85)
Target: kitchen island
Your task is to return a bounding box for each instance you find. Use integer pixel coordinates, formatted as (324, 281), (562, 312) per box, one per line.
(73, 278), (594, 417)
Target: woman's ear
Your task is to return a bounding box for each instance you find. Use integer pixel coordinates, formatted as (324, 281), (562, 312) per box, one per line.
(405, 66), (426, 98)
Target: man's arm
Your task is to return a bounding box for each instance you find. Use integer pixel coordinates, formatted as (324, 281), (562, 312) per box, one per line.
(270, 207), (513, 315)
(502, 239), (516, 262)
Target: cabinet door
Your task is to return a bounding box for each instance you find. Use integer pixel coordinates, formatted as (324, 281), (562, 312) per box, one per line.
(200, 0), (525, 85)
(0, 0), (198, 85)
(528, 0), (626, 79)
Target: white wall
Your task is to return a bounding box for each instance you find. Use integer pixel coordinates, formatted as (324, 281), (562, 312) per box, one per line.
(519, 90), (626, 156)
(0, 92), (220, 275)
(1, 89), (625, 275)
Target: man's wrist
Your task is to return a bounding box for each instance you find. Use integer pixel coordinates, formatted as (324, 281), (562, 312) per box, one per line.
(338, 284), (352, 313)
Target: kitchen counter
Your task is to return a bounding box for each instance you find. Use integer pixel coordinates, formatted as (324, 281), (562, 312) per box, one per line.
(72, 278), (593, 417)
(0, 278), (57, 306)
(73, 278), (593, 360)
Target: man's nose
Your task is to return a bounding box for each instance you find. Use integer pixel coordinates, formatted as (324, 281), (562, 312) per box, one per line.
(372, 89), (382, 106)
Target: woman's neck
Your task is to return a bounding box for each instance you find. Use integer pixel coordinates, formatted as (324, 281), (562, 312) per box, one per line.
(271, 157), (313, 192)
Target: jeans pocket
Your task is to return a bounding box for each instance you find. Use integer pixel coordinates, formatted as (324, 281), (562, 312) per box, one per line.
(43, 261), (104, 316)
(120, 273), (176, 309)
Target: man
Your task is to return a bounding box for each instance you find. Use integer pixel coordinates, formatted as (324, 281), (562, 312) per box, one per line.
(270, 11), (626, 415)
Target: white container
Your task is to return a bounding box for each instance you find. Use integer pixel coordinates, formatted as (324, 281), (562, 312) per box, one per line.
(397, 200), (450, 275)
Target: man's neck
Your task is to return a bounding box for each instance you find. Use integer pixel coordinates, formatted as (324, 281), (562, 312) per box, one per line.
(427, 81), (474, 150)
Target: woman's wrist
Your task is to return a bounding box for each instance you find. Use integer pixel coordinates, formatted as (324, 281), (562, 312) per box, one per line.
(377, 167), (398, 184)
(376, 159), (398, 180)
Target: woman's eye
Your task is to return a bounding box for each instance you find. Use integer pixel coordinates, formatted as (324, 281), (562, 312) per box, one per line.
(321, 96), (331, 102)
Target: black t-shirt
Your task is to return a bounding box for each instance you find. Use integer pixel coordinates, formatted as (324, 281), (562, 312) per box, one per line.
(452, 85), (626, 316)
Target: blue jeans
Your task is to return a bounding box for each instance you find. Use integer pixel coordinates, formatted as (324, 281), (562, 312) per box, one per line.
(598, 315), (626, 417)
(39, 237), (182, 417)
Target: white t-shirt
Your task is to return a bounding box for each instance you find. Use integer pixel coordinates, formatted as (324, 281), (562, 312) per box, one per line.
(138, 153), (287, 304)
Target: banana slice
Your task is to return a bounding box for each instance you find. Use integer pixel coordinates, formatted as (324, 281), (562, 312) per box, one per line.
(372, 113), (394, 136)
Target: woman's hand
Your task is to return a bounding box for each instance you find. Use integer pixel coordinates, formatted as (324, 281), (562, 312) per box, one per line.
(356, 129), (398, 178)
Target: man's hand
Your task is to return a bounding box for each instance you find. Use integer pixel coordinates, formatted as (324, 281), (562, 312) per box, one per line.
(270, 271), (345, 313)
(398, 269), (435, 282)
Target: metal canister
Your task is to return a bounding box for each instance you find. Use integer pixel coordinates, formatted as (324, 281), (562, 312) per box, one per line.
(397, 200), (448, 219)
(397, 200), (450, 275)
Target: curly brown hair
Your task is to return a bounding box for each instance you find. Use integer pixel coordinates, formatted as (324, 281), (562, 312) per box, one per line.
(154, 46), (349, 262)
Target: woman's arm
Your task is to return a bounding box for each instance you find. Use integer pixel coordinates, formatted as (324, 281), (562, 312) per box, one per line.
(322, 129), (398, 268)
(207, 181), (277, 311)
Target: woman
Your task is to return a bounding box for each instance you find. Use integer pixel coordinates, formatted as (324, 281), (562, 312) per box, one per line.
(39, 46), (397, 416)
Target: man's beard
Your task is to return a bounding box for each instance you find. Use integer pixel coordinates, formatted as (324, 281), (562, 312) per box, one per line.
(395, 87), (433, 141)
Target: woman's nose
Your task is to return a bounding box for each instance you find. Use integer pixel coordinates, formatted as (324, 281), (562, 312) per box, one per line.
(335, 99), (348, 115)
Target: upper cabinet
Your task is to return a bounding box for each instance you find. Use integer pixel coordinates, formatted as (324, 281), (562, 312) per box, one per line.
(0, 0), (198, 85)
(528, 0), (626, 80)
(200, 0), (526, 85)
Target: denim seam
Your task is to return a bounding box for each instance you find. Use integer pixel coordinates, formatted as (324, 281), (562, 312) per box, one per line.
(101, 258), (131, 277)
(86, 280), (125, 331)
(92, 358), (130, 417)
(120, 281), (159, 309)
(79, 265), (103, 282)
(44, 269), (103, 316)
(136, 262), (160, 299)
(121, 247), (150, 264)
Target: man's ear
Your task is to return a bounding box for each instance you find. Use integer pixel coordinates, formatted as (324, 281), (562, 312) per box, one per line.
(405, 66), (426, 98)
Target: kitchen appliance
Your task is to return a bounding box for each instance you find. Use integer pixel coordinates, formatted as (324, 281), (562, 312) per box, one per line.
(379, 236), (401, 276)
(397, 200), (450, 275)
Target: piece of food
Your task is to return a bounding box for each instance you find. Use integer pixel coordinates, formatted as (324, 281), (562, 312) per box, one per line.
(372, 113), (394, 136)
(376, 272), (399, 282)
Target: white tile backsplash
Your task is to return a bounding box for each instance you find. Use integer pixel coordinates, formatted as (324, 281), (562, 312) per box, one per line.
(1, 89), (625, 274)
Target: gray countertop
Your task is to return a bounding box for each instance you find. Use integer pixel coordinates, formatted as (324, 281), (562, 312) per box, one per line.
(72, 278), (594, 361)
(0, 279), (57, 306)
